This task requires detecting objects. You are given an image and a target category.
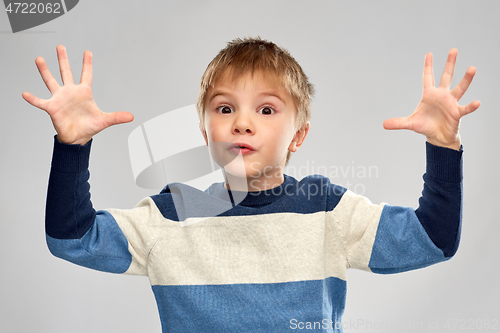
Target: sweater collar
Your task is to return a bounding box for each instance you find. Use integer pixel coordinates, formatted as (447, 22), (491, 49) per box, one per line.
(204, 174), (297, 207)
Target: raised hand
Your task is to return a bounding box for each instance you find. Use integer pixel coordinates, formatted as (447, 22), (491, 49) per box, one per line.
(383, 49), (480, 150)
(22, 45), (134, 145)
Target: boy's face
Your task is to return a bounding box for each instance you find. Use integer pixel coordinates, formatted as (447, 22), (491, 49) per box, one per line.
(201, 70), (308, 184)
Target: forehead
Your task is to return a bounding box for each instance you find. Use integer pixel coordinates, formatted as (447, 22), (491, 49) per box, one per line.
(207, 68), (290, 100)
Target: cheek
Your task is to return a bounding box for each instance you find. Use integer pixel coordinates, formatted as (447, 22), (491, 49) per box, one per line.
(203, 117), (218, 141)
(279, 120), (297, 143)
(266, 127), (294, 151)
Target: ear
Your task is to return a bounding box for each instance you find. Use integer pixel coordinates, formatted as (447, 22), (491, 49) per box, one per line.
(199, 122), (209, 146)
(288, 121), (310, 153)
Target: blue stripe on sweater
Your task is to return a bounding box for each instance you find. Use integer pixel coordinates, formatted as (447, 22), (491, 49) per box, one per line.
(46, 210), (132, 274)
(368, 205), (446, 274)
(152, 277), (346, 332)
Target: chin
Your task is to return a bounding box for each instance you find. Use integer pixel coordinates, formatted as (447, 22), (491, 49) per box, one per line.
(218, 151), (249, 179)
(223, 166), (249, 179)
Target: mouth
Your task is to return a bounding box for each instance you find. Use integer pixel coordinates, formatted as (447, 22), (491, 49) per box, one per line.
(228, 142), (255, 155)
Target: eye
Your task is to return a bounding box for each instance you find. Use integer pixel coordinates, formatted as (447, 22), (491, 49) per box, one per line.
(217, 105), (234, 114)
(258, 106), (275, 115)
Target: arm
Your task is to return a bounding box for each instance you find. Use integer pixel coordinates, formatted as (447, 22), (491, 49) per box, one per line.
(333, 143), (462, 274)
(366, 142), (463, 273)
(335, 50), (478, 273)
(374, 49), (479, 269)
(415, 142), (463, 258)
(45, 136), (133, 273)
(45, 136), (160, 275)
(24, 46), (147, 273)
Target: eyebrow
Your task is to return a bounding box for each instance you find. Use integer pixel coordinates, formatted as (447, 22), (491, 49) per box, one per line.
(206, 89), (228, 102)
(258, 92), (287, 104)
(207, 90), (288, 105)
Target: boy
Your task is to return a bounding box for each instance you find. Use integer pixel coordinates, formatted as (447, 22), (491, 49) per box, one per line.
(23, 37), (479, 332)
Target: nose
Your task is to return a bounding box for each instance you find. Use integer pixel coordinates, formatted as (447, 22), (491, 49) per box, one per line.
(232, 110), (254, 135)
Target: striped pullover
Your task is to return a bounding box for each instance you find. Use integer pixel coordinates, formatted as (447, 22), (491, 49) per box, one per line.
(46, 136), (463, 332)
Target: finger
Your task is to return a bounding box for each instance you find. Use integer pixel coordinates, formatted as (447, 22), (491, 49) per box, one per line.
(56, 45), (75, 85)
(439, 48), (458, 88)
(22, 91), (49, 111)
(383, 116), (412, 131)
(35, 56), (60, 94)
(423, 53), (435, 89)
(459, 100), (481, 117)
(451, 66), (476, 101)
(105, 111), (135, 127)
(80, 50), (93, 86)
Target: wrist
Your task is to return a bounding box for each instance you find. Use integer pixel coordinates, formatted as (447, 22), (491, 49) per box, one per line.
(52, 135), (92, 173)
(425, 141), (463, 183)
(56, 134), (92, 146)
(426, 135), (461, 151)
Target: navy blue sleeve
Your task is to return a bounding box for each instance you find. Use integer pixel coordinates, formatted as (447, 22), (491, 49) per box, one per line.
(45, 136), (96, 240)
(45, 136), (134, 274)
(415, 142), (463, 258)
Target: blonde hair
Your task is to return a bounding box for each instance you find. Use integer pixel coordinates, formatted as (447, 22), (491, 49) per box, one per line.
(197, 37), (314, 165)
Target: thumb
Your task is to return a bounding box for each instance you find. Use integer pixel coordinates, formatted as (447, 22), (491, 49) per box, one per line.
(383, 116), (412, 130)
(105, 111), (134, 127)
(22, 91), (48, 111)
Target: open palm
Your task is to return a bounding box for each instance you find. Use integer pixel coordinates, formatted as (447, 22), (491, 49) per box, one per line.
(383, 49), (480, 150)
(23, 45), (134, 145)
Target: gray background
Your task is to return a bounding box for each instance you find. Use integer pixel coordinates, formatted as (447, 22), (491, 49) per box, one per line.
(1, 1), (499, 332)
